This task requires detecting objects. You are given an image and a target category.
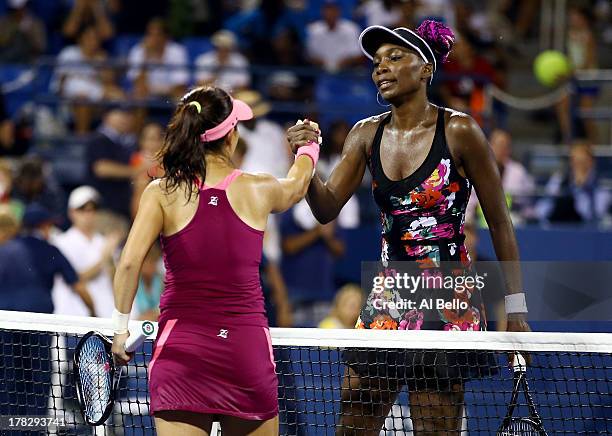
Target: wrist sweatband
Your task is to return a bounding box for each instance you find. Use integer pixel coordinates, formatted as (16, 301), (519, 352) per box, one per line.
(296, 141), (320, 168)
(505, 293), (528, 314)
(112, 308), (130, 334)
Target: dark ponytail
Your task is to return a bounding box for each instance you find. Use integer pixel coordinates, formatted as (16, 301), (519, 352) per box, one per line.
(415, 20), (455, 63)
(157, 86), (233, 201)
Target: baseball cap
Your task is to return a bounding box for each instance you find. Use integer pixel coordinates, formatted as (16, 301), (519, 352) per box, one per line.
(22, 203), (54, 228)
(68, 186), (101, 210)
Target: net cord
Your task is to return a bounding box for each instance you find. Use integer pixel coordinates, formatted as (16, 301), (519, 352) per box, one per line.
(1, 310), (611, 353)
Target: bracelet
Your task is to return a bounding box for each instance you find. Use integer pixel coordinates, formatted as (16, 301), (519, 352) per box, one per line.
(112, 308), (130, 334)
(505, 293), (528, 314)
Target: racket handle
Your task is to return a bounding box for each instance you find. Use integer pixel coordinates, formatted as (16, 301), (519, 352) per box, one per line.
(124, 331), (146, 352)
(512, 352), (527, 372)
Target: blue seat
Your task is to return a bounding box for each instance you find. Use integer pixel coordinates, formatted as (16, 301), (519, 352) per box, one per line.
(32, 136), (90, 185)
(112, 34), (142, 58)
(182, 37), (213, 63)
(315, 72), (381, 131)
(0, 64), (36, 117)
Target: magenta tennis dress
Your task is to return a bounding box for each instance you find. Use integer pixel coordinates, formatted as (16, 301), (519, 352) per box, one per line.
(148, 170), (278, 420)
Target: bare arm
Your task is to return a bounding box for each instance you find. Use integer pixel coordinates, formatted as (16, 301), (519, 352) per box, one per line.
(62, 0), (87, 38)
(286, 121), (367, 223)
(113, 182), (163, 314)
(282, 227), (321, 255)
(79, 232), (122, 282)
(93, 160), (138, 179)
(72, 281), (96, 316)
(447, 114), (529, 331)
(259, 155), (314, 214)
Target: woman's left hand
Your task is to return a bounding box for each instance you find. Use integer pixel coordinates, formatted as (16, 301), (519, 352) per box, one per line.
(506, 313), (531, 366)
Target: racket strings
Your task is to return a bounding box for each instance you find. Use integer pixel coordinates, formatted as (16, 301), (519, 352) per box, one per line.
(78, 336), (113, 422)
(499, 417), (542, 435)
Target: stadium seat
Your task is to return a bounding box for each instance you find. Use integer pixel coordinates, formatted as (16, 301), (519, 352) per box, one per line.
(315, 72), (381, 131)
(112, 34), (142, 58)
(0, 64), (36, 117)
(182, 37), (214, 63)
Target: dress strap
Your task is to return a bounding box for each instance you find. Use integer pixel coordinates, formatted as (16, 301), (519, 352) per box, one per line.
(202, 169), (243, 191)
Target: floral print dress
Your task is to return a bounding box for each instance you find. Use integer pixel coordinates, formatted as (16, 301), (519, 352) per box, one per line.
(357, 107), (487, 333)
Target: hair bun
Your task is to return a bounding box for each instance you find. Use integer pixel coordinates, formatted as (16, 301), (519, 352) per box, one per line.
(416, 19), (455, 63)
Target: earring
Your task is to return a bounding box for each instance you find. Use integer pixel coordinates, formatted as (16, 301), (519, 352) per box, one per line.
(377, 92), (391, 107)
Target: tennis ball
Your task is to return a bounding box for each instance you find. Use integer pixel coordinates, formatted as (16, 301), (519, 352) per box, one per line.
(533, 50), (571, 87)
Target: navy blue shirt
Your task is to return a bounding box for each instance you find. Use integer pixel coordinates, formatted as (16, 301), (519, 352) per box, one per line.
(279, 211), (341, 304)
(0, 235), (78, 313)
(87, 127), (136, 219)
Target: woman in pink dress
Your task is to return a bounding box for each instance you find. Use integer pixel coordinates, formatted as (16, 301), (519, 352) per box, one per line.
(111, 86), (319, 436)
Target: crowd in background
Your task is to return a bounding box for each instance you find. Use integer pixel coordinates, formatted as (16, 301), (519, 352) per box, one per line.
(0, 0), (611, 328)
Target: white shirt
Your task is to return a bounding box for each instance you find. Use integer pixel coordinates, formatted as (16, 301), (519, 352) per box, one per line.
(239, 119), (289, 179)
(357, 0), (402, 27)
(52, 46), (104, 100)
(195, 50), (250, 91)
(306, 19), (361, 71)
(127, 41), (190, 95)
(51, 228), (114, 318)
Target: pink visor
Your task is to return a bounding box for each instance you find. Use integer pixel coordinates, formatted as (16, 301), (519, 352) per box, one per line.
(200, 98), (253, 142)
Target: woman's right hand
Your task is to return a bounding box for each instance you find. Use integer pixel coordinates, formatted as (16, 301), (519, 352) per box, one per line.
(286, 120), (321, 154)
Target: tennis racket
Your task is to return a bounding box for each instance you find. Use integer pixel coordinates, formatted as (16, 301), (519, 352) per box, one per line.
(497, 352), (548, 436)
(73, 328), (148, 426)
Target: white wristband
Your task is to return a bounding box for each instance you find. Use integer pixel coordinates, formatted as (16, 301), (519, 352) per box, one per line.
(505, 293), (528, 314)
(112, 308), (130, 334)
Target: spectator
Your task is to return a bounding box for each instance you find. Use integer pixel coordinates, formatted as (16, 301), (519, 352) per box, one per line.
(0, 205), (18, 244)
(261, 254), (293, 328)
(356, 0), (402, 28)
(235, 90), (289, 179)
(306, 0), (362, 72)
(0, 0), (46, 62)
(0, 159), (22, 219)
(0, 203), (94, 314)
(87, 107), (141, 221)
(130, 122), (164, 218)
(440, 34), (500, 125)
(280, 199), (346, 326)
(537, 142), (611, 224)
(467, 129), (535, 224)
(128, 17), (189, 100)
(318, 284), (364, 329)
(319, 120), (360, 229)
(52, 26), (125, 133)
(0, 93), (16, 158)
(52, 186), (121, 318)
(393, 0), (418, 28)
(62, 0), (114, 42)
(134, 242), (163, 321)
(195, 30), (250, 92)
(566, 6), (599, 143)
(0, 203), (93, 420)
(11, 156), (65, 222)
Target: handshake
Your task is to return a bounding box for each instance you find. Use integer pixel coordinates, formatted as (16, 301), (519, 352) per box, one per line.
(288, 119), (323, 170)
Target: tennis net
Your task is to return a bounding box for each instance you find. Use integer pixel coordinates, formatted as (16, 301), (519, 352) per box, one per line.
(0, 310), (610, 435)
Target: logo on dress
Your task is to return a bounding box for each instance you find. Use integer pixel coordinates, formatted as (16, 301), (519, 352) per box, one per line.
(208, 196), (219, 206)
(217, 329), (228, 339)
